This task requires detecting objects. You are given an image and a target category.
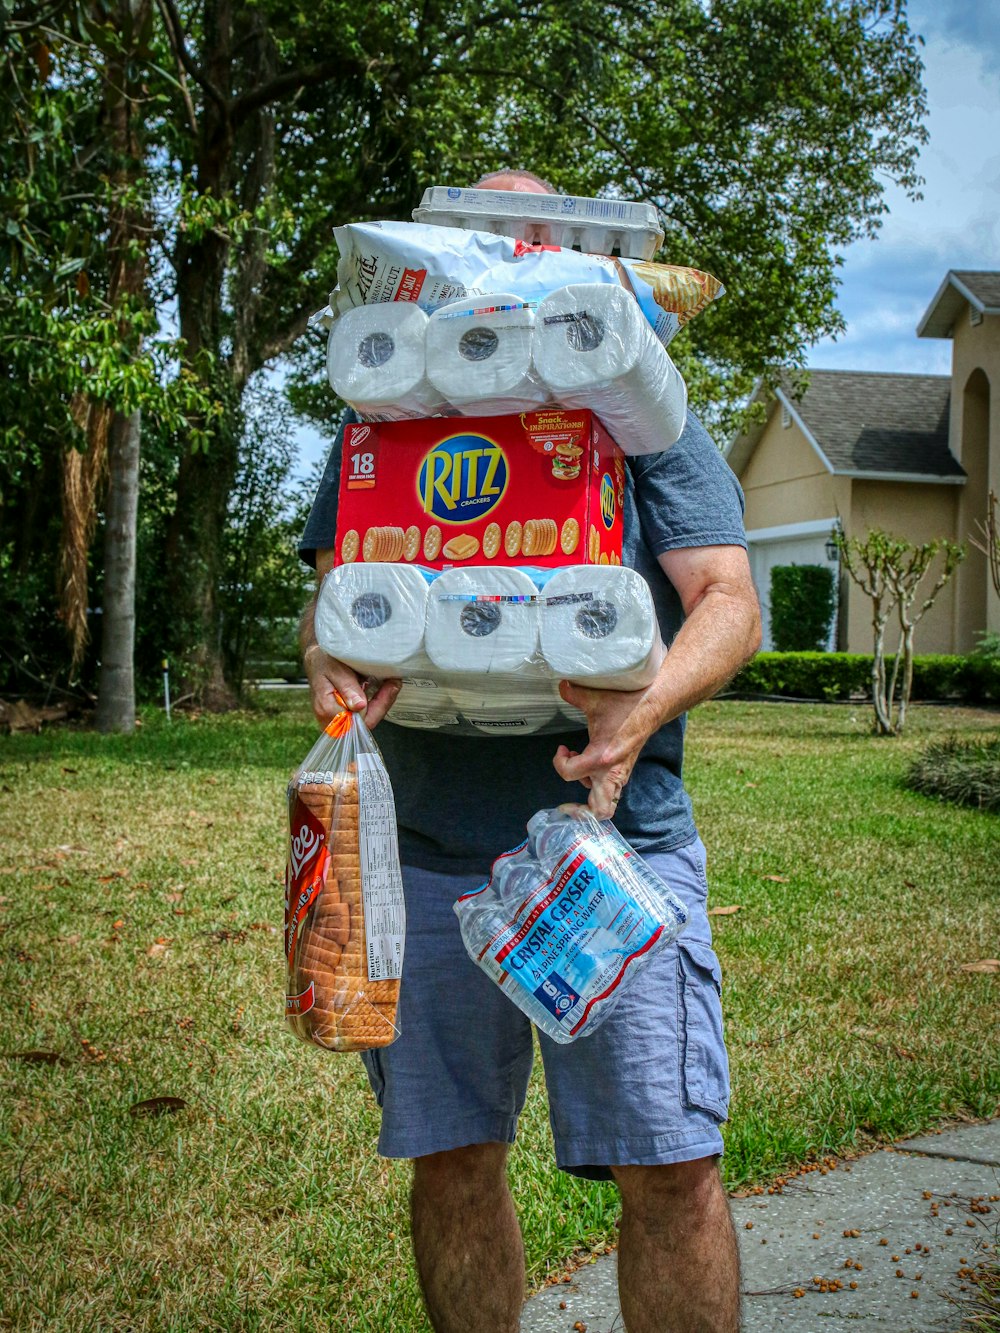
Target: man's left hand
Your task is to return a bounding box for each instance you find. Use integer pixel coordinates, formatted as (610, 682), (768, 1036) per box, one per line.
(552, 679), (661, 819)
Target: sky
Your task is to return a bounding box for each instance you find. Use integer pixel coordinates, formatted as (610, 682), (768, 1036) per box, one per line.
(292, 1), (999, 473)
(807, 0), (1000, 376)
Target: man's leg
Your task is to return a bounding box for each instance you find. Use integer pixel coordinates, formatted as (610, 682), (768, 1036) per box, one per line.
(410, 1141), (525, 1333)
(612, 1156), (741, 1333)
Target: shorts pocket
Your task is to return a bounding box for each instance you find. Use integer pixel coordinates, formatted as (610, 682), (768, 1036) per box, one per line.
(361, 1048), (386, 1107)
(676, 940), (730, 1121)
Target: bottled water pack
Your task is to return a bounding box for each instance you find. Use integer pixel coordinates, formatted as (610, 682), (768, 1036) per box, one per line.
(454, 806), (688, 1043)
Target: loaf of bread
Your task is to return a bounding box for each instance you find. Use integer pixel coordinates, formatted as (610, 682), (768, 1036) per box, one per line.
(287, 769), (400, 1051)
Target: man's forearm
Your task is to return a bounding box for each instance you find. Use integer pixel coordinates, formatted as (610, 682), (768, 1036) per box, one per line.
(645, 586), (760, 729)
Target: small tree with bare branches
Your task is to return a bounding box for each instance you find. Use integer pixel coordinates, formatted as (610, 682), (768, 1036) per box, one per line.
(834, 527), (965, 735)
(970, 489), (1000, 598)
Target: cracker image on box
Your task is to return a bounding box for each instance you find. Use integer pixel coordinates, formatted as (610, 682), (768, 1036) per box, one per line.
(335, 410), (623, 570)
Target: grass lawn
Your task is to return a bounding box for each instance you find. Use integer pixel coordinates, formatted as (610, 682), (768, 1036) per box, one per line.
(1, 695), (998, 1330)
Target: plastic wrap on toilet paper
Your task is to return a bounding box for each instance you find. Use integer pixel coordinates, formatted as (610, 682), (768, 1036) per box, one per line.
(539, 565), (664, 690)
(314, 563), (433, 678)
(534, 285), (687, 456)
(454, 806), (689, 1043)
(327, 221), (722, 350)
(326, 304), (445, 420)
(426, 294), (547, 416)
(425, 566), (541, 674)
(313, 563), (663, 735)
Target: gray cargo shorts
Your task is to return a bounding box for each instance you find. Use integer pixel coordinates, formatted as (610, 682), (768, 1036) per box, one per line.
(360, 836), (730, 1180)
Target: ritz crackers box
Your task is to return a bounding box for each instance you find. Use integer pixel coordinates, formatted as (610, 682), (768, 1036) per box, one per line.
(335, 410), (625, 570)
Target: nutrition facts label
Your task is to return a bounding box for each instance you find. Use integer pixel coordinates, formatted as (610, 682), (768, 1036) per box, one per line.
(356, 752), (406, 980)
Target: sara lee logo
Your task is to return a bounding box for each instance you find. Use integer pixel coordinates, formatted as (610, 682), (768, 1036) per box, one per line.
(289, 821), (323, 883)
(600, 472), (616, 529)
(418, 434), (508, 524)
(284, 797), (330, 967)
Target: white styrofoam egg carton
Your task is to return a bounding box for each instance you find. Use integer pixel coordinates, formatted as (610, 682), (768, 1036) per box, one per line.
(412, 187), (664, 260)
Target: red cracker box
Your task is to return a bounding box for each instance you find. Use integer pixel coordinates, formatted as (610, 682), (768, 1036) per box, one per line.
(335, 410), (625, 570)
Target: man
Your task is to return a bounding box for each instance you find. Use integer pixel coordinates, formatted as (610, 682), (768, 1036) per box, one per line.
(299, 169), (761, 1333)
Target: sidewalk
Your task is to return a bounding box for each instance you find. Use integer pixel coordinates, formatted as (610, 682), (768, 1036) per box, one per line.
(520, 1120), (999, 1333)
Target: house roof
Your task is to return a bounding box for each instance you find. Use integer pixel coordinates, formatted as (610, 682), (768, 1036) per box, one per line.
(726, 370), (965, 483)
(918, 269), (1000, 338)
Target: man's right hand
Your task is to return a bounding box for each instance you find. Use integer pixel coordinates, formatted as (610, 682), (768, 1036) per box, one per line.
(303, 643), (401, 729)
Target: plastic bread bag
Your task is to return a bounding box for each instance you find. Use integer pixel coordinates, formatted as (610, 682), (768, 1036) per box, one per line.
(312, 563), (665, 736)
(285, 700), (405, 1051)
(324, 221), (722, 351)
(453, 806), (689, 1043)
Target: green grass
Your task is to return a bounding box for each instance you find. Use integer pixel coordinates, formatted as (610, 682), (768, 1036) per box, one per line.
(1, 696), (998, 1330)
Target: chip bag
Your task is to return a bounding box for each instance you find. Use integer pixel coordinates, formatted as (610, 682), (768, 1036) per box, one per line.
(454, 805), (688, 1043)
(285, 702), (405, 1051)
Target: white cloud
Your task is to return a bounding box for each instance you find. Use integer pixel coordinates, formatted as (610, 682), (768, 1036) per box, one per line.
(808, 0), (1000, 375)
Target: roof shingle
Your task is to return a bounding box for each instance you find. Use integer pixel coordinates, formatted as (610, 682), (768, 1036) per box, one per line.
(785, 370), (963, 479)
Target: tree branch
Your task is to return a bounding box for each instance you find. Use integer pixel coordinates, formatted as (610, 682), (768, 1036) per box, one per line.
(154, 0), (227, 112)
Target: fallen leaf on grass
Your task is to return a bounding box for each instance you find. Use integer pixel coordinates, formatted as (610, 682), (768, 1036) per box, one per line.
(146, 940), (172, 957)
(129, 1096), (188, 1118)
(98, 872), (127, 883)
(7, 1050), (65, 1065)
(744, 781), (759, 788)
(762, 874), (790, 883)
(959, 960), (1000, 974)
(708, 905), (742, 916)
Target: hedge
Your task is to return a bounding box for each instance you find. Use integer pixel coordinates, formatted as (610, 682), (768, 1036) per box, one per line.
(729, 653), (1000, 704)
(769, 564), (836, 652)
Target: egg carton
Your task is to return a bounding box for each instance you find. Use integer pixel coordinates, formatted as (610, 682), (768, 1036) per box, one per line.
(412, 187), (664, 260)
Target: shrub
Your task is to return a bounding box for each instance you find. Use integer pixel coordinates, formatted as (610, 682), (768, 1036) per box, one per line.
(769, 564), (836, 651)
(906, 735), (1000, 812)
(729, 653), (1000, 703)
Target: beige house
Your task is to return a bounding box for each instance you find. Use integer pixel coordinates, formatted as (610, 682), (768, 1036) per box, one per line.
(726, 270), (1000, 654)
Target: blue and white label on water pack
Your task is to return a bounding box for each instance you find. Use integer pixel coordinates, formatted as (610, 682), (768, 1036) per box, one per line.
(481, 840), (665, 1036)
(455, 808), (689, 1044)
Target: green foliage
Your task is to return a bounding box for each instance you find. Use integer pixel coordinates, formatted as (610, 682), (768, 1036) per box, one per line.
(906, 735), (1000, 813)
(2, 1), (932, 699)
(731, 652), (1000, 704)
(769, 564), (836, 651)
(218, 385), (314, 693)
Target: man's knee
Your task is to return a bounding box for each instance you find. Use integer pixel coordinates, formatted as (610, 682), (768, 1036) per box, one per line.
(612, 1155), (726, 1225)
(412, 1142), (510, 1203)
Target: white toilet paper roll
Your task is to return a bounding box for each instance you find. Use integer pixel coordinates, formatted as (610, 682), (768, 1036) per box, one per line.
(533, 284), (687, 454)
(327, 304), (444, 419)
(315, 563), (431, 678)
(425, 567), (540, 674)
(426, 294), (548, 416)
(540, 565), (664, 690)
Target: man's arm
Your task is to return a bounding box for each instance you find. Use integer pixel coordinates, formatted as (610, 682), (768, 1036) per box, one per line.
(300, 548), (402, 728)
(552, 544), (761, 818)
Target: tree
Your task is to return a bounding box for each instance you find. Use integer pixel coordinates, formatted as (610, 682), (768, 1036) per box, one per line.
(835, 527), (964, 735)
(3, 0), (930, 704)
(970, 489), (1000, 598)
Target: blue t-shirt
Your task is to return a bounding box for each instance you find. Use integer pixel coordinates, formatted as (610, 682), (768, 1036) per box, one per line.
(299, 412), (747, 875)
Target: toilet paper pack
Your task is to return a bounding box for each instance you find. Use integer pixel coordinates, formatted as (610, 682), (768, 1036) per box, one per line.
(332, 410), (624, 573)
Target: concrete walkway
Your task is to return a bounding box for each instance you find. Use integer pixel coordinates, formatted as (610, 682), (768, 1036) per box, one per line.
(520, 1121), (999, 1333)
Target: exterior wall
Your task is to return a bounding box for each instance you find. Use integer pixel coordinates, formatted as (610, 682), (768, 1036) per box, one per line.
(844, 480), (962, 655)
(739, 411), (848, 650)
(949, 312), (1000, 647)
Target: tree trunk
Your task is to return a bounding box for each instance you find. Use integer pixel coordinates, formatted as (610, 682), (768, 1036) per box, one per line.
(90, 0), (150, 724)
(95, 409), (141, 732)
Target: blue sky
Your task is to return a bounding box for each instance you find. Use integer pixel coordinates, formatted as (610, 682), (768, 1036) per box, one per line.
(807, 0), (1000, 376)
(293, 1), (998, 472)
